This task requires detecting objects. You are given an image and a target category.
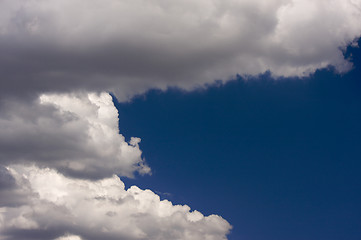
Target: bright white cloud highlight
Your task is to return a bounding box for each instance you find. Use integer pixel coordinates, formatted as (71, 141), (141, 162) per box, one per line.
(0, 0), (360, 100)
(54, 235), (83, 240)
(0, 165), (231, 240)
(0, 92), (150, 179)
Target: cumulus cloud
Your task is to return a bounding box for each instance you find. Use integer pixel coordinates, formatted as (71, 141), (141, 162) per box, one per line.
(0, 92), (150, 179)
(0, 0), (360, 100)
(1, 1), (361, 239)
(0, 92), (231, 239)
(0, 165), (231, 240)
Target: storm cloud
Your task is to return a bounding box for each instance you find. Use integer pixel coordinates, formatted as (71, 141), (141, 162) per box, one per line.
(0, 0), (360, 100)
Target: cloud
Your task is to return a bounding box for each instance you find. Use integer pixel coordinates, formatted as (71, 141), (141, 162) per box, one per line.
(54, 235), (83, 240)
(0, 92), (150, 179)
(0, 165), (232, 240)
(1, 1), (361, 239)
(0, 166), (32, 207)
(0, 92), (231, 239)
(0, 0), (360, 100)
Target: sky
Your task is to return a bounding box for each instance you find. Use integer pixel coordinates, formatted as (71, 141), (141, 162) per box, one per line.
(0, 1), (361, 240)
(114, 43), (361, 240)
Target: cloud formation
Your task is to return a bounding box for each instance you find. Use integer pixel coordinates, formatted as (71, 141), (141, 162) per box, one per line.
(0, 0), (360, 100)
(1, 1), (361, 239)
(0, 92), (231, 239)
(0, 92), (150, 179)
(0, 165), (231, 240)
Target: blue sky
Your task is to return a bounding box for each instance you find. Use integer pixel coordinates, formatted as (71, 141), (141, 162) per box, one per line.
(115, 41), (361, 240)
(1, 1), (361, 240)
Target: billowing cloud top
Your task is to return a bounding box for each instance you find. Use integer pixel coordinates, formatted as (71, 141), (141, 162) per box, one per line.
(0, 165), (231, 240)
(1, 0), (361, 100)
(0, 92), (150, 179)
(0, 92), (231, 239)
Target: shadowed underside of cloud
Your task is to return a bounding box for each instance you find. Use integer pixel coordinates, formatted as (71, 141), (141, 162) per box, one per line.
(0, 0), (360, 100)
(0, 92), (150, 179)
(0, 165), (231, 240)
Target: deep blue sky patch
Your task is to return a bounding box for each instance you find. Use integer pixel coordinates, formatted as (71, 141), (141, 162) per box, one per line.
(114, 42), (361, 240)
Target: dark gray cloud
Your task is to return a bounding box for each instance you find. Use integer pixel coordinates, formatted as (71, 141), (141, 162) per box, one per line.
(0, 166), (16, 189)
(0, 0), (360, 101)
(0, 166), (34, 207)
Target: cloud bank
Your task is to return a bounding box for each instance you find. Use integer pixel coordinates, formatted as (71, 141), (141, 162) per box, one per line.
(0, 0), (361, 100)
(0, 165), (231, 240)
(1, 1), (361, 239)
(0, 92), (150, 179)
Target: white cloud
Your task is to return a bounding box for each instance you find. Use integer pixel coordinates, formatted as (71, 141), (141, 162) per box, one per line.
(54, 235), (83, 240)
(0, 91), (231, 239)
(0, 92), (150, 179)
(0, 0), (360, 100)
(0, 165), (231, 240)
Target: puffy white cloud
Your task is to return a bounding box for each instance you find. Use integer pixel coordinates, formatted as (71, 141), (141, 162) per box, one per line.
(0, 165), (231, 240)
(0, 92), (150, 179)
(0, 0), (360, 100)
(0, 90), (231, 239)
